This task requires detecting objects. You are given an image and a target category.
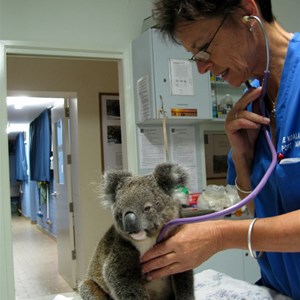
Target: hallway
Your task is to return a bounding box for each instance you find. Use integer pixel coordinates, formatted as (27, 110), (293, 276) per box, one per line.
(11, 215), (77, 300)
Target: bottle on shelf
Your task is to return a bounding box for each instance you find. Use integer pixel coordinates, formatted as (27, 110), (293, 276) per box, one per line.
(211, 88), (218, 118)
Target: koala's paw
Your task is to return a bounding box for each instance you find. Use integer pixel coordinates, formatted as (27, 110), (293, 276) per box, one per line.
(78, 279), (109, 300)
(112, 290), (150, 300)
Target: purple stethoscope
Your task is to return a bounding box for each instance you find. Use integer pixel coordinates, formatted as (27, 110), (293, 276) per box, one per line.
(157, 16), (277, 243)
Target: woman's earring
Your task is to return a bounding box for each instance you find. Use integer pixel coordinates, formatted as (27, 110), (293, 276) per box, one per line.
(249, 23), (254, 32)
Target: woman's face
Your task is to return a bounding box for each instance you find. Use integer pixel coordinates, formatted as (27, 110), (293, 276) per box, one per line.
(175, 15), (264, 87)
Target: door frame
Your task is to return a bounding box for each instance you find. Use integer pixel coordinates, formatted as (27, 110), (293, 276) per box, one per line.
(0, 43), (138, 300)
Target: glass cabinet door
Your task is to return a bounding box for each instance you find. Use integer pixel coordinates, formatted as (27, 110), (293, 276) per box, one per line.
(210, 73), (246, 119)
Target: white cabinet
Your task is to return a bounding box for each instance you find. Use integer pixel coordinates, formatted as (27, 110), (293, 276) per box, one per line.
(132, 28), (211, 123)
(132, 29), (247, 123)
(194, 249), (261, 284)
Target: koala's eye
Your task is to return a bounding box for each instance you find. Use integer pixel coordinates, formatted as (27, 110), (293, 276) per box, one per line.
(144, 202), (153, 213)
(116, 212), (122, 221)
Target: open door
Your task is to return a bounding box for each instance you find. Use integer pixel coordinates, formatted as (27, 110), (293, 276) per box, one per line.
(51, 99), (76, 288)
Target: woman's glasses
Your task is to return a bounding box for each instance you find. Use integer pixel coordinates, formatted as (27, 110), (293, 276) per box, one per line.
(189, 15), (228, 62)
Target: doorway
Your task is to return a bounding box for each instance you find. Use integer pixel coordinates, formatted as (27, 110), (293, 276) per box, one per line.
(6, 53), (121, 300)
(7, 95), (77, 297)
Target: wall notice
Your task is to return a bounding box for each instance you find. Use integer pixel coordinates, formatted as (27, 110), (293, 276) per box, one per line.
(169, 59), (194, 96)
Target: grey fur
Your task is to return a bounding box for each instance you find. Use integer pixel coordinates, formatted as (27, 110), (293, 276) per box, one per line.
(78, 162), (195, 300)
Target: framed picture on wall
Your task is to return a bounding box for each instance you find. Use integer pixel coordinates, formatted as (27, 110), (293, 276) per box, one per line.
(99, 93), (123, 172)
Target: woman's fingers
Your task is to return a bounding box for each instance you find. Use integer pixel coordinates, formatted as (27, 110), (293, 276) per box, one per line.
(234, 110), (270, 125)
(141, 241), (170, 263)
(225, 87), (270, 134)
(142, 251), (179, 280)
(226, 87), (262, 122)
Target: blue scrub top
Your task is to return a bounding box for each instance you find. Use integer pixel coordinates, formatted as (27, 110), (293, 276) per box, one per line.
(227, 33), (300, 299)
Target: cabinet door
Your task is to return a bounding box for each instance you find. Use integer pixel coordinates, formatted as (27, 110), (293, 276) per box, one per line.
(194, 249), (261, 283)
(211, 76), (246, 119)
(194, 249), (244, 280)
(243, 251), (261, 283)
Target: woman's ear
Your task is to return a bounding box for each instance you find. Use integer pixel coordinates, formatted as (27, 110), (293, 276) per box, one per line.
(240, 0), (259, 19)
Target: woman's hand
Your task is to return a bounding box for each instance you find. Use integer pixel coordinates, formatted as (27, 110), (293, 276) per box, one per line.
(225, 87), (270, 170)
(141, 221), (223, 280)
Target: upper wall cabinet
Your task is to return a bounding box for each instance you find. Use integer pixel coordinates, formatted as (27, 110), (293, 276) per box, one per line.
(132, 29), (211, 123)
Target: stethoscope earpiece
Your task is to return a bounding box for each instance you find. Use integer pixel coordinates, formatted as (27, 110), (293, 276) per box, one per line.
(242, 15), (250, 23)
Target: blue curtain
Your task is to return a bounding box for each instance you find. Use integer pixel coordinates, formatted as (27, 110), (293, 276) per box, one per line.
(29, 109), (51, 182)
(15, 132), (28, 181)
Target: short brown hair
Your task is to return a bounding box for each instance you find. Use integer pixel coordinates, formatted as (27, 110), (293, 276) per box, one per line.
(152, 0), (274, 42)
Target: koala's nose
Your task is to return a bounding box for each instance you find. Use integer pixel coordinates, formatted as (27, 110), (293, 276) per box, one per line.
(123, 212), (140, 234)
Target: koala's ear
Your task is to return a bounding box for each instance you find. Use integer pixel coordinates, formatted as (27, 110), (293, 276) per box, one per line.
(153, 163), (188, 195)
(101, 170), (132, 209)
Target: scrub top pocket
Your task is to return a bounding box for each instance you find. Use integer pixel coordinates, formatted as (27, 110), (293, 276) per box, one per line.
(276, 160), (300, 212)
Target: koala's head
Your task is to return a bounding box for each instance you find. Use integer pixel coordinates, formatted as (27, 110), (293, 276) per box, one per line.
(101, 163), (187, 241)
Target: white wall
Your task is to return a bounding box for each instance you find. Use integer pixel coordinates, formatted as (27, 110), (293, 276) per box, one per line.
(0, 43), (15, 300)
(0, 0), (298, 49)
(0, 0), (153, 52)
(0, 1), (153, 299)
(272, 0), (300, 32)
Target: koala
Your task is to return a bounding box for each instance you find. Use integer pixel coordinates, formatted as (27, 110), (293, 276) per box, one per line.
(78, 162), (195, 300)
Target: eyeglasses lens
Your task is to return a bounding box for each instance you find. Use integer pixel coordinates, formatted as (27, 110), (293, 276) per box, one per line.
(194, 51), (210, 62)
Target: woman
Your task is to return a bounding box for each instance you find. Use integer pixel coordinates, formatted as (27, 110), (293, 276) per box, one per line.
(141, 0), (300, 298)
